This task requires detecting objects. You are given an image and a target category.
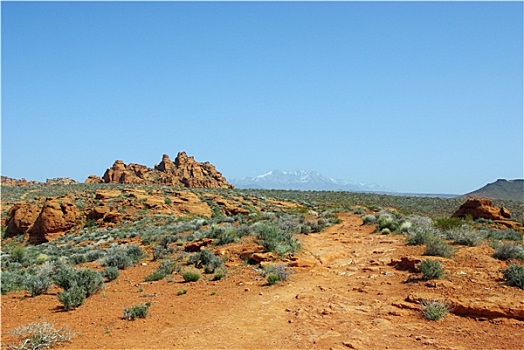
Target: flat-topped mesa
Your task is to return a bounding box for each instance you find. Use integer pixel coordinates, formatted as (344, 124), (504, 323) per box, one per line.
(88, 152), (233, 189)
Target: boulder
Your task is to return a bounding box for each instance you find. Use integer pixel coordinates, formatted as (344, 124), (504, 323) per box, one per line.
(452, 198), (511, 221)
(85, 175), (103, 184)
(28, 198), (80, 244)
(5, 203), (41, 237)
(185, 238), (213, 252)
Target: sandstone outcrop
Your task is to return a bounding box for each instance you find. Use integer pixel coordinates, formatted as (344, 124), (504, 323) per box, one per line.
(45, 178), (77, 186)
(85, 175), (103, 184)
(5, 203), (41, 237)
(1, 176), (39, 187)
(89, 152), (233, 189)
(28, 198), (80, 244)
(452, 198), (511, 221)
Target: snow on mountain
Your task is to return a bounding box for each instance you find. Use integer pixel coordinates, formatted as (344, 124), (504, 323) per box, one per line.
(231, 170), (393, 193)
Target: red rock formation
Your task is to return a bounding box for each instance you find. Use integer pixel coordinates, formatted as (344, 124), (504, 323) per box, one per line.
(85, 175), (103, 184)
(91, 152), (233, 189)
(1, 176), (39, 187)
(452, 198), (511, 221)
(28, 198), (80, 244)
(5, 203), (41, 237)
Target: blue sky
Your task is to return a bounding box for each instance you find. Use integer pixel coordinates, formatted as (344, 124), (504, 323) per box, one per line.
(2, 1), (522, 194)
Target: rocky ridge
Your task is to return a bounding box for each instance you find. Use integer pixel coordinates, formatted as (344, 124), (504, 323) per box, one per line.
(86, 152), (233, 189)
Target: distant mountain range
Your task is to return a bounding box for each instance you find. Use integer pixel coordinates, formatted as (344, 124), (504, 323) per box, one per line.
(464, 179), (523, 202)
(231, 170), (394, 193)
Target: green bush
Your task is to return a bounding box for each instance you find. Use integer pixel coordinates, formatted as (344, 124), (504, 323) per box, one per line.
(267, 274), (280, 285)
(487, 229), (522, 241)
(123, 302), (151, 320)
(447, 227), (485, 247)
(361, 214), (376, 225)
(424, 238), (454, 258)
(419, 259), (444, 280)
(1, 270), (26, 295)
(144, 260), (176, 282)
(24, 274), (51, 297)
(188, 249), (223, 273)
(433, 217), (463, 231)
(493, 244), (524, 261)
(177, 289), (187, 296)
(102, 266), (120, 282)
(501, 264), (524, 289)
(376, 212), (400, 232)
(101, 244), (144, 270)
(101, 247), (132, 269)
(52, 266), (104, 297)
(73, 269), (104, 297)
(10, 247), (26, 264)
(182, 269), (201, 282)
(263, 264), (289, 282)
(407, 228), (440, 246)
(212, 268), (227, 281)
(58, 286), (86, 311)
(254, 222), (300, 255)
(421, 299), (450, 321)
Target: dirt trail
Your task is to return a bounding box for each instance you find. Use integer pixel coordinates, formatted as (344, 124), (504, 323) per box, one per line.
(2, 213), (523, 349)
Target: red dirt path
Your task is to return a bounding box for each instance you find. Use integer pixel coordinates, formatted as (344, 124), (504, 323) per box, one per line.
(2, 213), (523, 349)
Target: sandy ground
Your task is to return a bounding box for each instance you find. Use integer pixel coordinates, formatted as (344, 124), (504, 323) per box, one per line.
(2, 213), (523, 349)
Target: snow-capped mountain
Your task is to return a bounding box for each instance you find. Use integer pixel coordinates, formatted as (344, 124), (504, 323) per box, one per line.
(231, 170), (393, 193)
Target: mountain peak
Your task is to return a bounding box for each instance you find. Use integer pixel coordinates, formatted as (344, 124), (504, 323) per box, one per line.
(232, 170), (392, 192)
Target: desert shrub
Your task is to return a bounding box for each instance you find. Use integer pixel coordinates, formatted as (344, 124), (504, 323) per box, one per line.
(123, 302), (151, 320)
(212, 267), (227, 281)
(421, 300), (450, 321)
(376, 212), (400, 232)
(100, 244), (144, 270)
(23, 263), (53, 297)
(215, 226), (241, 245)
(10, 247), (27, 264)
(419, 259), (444, 280)
(380, 228), (392, 235)
(501, 264), (524, 289)
(152, 243), (174, 261)
(262, 264), (290, 282)
(433, 217), (463, 231)
(362, 214), (377, 225)
(69, 253), (87, 265)
(102, 266), (119, 282)
(254, 222), (300, 255)
(24, 274), (51, 297)
(85, 249), (105, 262)
(267, 274), (280, 285)
(187, 249), (223, 273)
(487, 229), (522, 241)
(399, 221), (412, 233)
(182, 269), (201, 282)
(51, 265), (77, 290)
(492, 244), (524, 261)
(6, 321), (73, 350)
(57, 286), (86, 311)
(1, 270), (26, 295)
(100, 247), (132, 269)
(406, 228), (440, 246)
(73, 269), (104, 297)
(144, 260), (176, 282)
(177, 289), (187, 296)
(125, 245), (145, 264)
(447, 226), (485, 247)
(424, 238), (454, 258)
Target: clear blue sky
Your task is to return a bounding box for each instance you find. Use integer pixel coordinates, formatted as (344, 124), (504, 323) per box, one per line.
(2, 1), (522, 195)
